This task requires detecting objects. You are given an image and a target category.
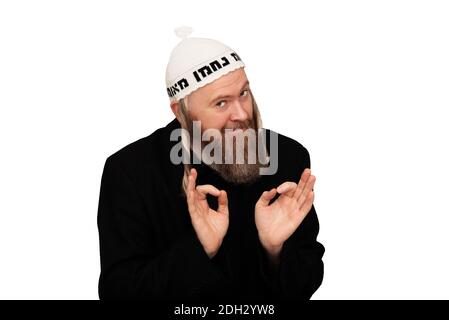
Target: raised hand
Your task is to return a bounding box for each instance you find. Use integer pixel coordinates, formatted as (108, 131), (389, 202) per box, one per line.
(255, 168), (316, 253)
(186, 168), (229, 258)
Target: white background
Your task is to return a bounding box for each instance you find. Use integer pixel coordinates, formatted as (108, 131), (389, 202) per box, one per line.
(1, 0), (448, 299)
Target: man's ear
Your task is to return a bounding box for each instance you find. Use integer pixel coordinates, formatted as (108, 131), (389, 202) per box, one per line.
(170, 100), (180, 121)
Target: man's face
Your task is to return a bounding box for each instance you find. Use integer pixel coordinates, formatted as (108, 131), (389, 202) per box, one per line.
(186, 68), (253, 132)
(172, 67), (266, 185)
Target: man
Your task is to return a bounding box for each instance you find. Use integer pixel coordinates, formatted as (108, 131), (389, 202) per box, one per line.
(97, 27), (324, 301)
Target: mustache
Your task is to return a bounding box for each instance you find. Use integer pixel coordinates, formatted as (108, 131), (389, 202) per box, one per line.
(222, 119), (254, 132)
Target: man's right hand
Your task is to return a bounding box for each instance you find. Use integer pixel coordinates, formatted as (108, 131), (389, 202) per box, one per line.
(186, 168), (229, 259)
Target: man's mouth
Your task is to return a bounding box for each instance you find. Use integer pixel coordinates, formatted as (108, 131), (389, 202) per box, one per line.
(227, 128), (247, 135)
(226, 127), (248, 132)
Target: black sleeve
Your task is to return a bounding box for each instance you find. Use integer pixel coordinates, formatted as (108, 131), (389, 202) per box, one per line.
(97, 157), (224, 300)
(256, 146), (325, 300)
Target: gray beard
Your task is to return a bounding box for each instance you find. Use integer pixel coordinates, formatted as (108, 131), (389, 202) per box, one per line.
(181, 104), (267, 185)
(200, 135), (267, 185)
(208, 161), (263, 185)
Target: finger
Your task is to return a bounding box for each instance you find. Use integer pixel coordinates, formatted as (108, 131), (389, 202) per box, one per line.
(256, 188), (277, 207)
(299, 190), (315, 216)
(217, 190), (229, 214)
(196, 184), (221, 200)
(191, 168), (197, 181)
(188, 168), (197, 193)
(293, 168), (312, 200)
(186, 170), (196, 210)
(297, 175), (316, 206)
(277, 181), (297, 197)
(187, 169), (201, 213)
(186, 189), (197, 216)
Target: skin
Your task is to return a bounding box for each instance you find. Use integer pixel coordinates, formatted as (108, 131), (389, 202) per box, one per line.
(170, 68), (253, 131)
(255, 169), (316, 269)
(171, 68), (316, 270)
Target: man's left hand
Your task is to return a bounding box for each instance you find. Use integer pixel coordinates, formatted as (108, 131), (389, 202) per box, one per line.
(255, 168), (316, 255)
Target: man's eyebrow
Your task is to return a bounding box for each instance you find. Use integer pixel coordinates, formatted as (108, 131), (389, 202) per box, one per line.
(209, 80), (250, 104)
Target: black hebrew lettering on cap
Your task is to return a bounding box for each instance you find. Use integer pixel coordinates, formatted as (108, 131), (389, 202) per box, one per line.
(193, 52), (242, 83)
(167, 78), (190, 98)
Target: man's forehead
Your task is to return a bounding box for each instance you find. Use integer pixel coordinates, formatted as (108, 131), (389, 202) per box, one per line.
(207, 71), (249, 101)
(187, 68), (249, 104)
(208, 79), (249, 103)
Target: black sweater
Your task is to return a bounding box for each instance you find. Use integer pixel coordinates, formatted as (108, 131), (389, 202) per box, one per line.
(97, 118), (324, 301)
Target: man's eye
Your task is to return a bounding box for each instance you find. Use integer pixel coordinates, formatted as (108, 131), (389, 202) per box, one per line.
(240, 89), (249, 97)
(216, 101), (226, 108)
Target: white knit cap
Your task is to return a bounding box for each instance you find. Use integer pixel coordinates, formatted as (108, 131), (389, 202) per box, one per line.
(165, 26), (246, 103)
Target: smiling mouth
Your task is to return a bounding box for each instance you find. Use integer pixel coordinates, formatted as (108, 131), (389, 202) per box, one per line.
(226, 128), (250, 139)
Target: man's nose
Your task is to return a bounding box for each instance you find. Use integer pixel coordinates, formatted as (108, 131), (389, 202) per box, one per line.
(229, 101), (249, 122)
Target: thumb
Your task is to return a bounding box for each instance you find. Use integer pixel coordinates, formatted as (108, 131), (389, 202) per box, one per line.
(257, 188), (277, 207)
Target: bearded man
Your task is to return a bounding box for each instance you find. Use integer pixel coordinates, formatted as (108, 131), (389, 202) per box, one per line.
(97, 27), (325, 301)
